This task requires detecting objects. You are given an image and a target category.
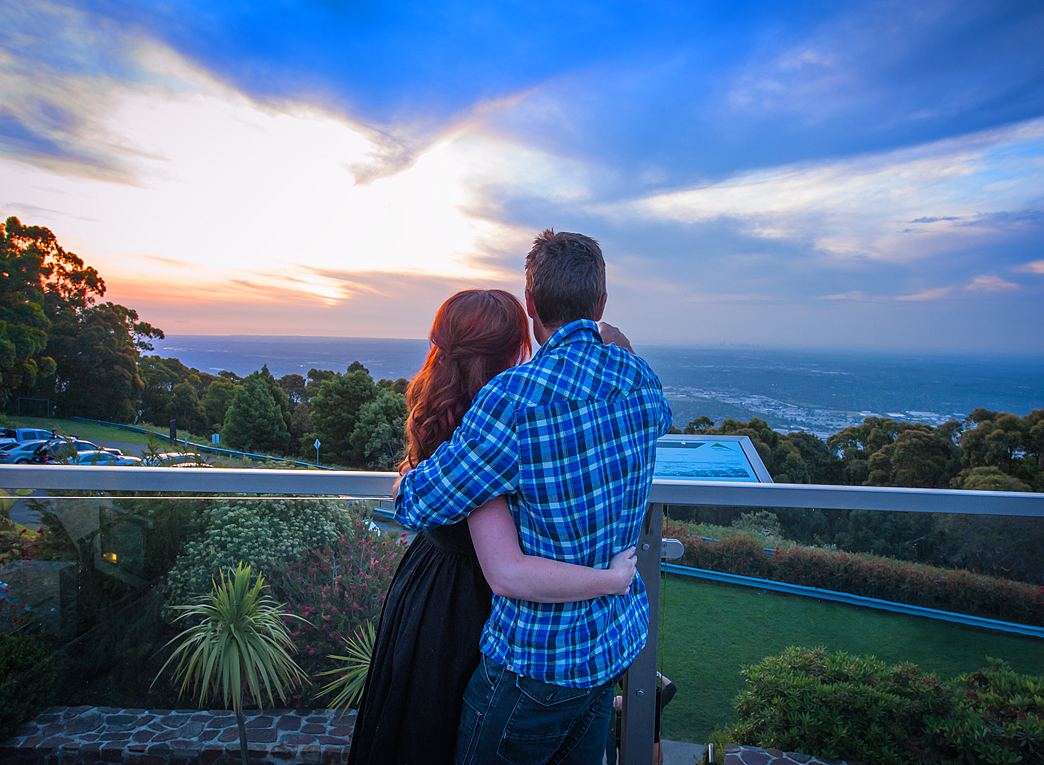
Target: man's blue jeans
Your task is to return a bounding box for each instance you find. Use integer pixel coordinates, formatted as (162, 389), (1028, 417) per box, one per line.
(454, 654), (614, 765)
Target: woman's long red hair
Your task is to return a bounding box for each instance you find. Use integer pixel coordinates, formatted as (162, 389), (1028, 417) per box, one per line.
(401, 290), (531, 470)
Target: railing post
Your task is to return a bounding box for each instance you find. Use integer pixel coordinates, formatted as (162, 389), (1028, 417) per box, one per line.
(620, 502), (663, 765)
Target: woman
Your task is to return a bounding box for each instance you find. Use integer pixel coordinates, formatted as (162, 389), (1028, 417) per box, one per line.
(347, 290), (637, 765)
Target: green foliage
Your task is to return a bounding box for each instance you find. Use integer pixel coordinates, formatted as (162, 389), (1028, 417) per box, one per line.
(269, 519), (403, 706)
(666, 520), (1044, 626)
(0, 217), (55, 398)
(0, 631), (58, 740)
(349, 389), (407, 469)
(201, 377), (237, 431)
(303, 364), (407, 467)
(307, 368), (378, 464)
(41, 302), (163, 422)
(221, 373), (291, 455)
(0, 628), (48, 685)
(317, 620), (378, 712)
(164, 498), (358, 612)
(731, 511), (783, 539)
(159, 563), (305, 711)
(961, 409), (1044, 491)
(730, 648), (1044, 765)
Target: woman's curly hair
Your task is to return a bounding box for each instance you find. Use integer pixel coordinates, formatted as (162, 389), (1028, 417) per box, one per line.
(400, 289), (531, 471)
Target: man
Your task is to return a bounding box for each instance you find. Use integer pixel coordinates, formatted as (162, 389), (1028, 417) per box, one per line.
(394, 229), (672, 765)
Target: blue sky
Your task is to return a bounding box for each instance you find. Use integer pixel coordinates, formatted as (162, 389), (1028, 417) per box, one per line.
(1, 0), (1042, 351)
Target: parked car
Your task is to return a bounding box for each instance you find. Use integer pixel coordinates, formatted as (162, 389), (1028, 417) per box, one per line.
(72, 450), (142, 466)
(31, 438), (102, 463)
(0, 428), (56, 449)
(0, 440), (51, 464)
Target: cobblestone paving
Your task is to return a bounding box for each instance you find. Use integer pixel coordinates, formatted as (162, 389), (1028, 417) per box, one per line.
(1, 706), (864, 765)
(0, 705), (356, 764)
(723, 743), (863, 765)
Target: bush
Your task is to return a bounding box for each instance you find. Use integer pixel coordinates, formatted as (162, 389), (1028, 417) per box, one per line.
(164, 498), (360, 610)
(270, 526), (405, 706)
(730, 647), (1044, 765)
(666, 521), (1044, 627)
(0, 630), (57, 739)
(0, 523), (42, 566)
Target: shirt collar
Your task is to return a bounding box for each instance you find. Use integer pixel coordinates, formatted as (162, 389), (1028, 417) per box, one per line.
(532, 319), (601, 360)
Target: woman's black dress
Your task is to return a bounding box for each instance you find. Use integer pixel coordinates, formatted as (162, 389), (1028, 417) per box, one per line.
(347, 521), (492, 765)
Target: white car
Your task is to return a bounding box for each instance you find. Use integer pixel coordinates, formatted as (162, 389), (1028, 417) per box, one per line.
(72, 450), (143, 466)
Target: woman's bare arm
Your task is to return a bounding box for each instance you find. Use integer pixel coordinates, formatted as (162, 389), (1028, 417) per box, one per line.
(468, 496), (636, 603)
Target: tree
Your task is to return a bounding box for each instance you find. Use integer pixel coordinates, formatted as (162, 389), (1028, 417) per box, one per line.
(170, 381), (207, 435)
(221, 374), (291, 455)
(278, 374), (307, 405)
(3, 218), (163, 421)
(349, 389), (407, 469)
(306, 367), (377, 464)
(202, 378), (237, 431)
(0, 217), (56, 399)
(41, 302), (162, 422)
(376, 377), (409, 395)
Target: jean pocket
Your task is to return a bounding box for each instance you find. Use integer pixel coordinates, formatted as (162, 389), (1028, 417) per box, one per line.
(496, 677), (594, 765)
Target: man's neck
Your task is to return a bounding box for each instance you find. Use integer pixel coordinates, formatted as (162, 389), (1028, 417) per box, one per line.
(532, 319), (560, 346)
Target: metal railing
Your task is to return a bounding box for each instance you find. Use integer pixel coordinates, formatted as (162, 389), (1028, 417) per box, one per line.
(3, 464), (1043, 765)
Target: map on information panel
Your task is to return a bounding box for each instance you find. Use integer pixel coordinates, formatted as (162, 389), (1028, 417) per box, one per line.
(653, 435), (772, 483)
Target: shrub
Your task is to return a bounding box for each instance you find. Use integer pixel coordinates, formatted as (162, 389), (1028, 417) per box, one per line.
(0, 629), (57, 739)
(269, 525), (405, 706)
(164, 498), (360, 610)
(666, 521), (1044, 627)
(730, 647), (1044, 765)
(0, 524), (42, 566)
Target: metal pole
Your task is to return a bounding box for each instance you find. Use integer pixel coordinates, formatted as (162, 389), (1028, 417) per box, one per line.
(620, 502), (662, 765)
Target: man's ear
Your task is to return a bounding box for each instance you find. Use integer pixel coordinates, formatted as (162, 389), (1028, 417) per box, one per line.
(593, 292), (607, 322)
(525, 289), (538, 320)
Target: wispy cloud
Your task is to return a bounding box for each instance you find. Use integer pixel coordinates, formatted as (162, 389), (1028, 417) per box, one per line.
(1017, 259), (1044, 274)
(966, 275), (1019, 291)
(896, 287), (952, 301)
(596, 117), (1044, 263)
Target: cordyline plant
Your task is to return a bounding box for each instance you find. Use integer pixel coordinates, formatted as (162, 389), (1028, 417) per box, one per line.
(156, 563), (309, 765)
(317, 620), (377, 715)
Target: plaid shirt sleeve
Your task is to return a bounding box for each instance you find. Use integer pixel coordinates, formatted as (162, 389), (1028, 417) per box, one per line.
(394, 378), (520, 529)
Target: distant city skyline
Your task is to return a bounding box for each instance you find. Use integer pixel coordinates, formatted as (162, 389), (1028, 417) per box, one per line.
(2, 1), (1043, 352)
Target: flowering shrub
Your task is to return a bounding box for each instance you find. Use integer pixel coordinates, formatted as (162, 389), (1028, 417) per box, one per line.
(165, 498), (360, 612)
(270, 523), (405, 706)
(665, 521), (1044, 627)
(0, 524), (42, 566)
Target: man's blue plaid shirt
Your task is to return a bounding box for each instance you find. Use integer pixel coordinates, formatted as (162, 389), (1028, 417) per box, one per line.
(394, 319), (672, 688)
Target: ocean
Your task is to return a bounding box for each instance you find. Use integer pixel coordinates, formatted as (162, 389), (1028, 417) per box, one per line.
(156, 336), (1044, 437)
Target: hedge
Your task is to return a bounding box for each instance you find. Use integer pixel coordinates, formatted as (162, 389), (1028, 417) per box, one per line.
(665, 521), (1044, 627)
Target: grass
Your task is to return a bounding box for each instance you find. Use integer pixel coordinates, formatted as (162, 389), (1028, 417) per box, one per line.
(657, 573), (1044, 744)
(5, 416), (209, 452)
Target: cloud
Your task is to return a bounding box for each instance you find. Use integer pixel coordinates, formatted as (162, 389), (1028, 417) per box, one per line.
(895, 287), (952, 301)
(966, 275), (1019, 291)
(594, 117), (1044, 264)
(1017, 259), (1044, 274)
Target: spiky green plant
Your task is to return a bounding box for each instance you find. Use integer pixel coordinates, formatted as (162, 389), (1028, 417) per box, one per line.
(156, 562), (308, 765)
(317, 620), (377, 714)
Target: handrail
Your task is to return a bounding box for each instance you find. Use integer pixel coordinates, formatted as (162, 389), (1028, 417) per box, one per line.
(2, 466), (1042, 517)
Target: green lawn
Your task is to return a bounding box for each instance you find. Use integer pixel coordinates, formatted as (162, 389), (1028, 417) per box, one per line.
(658, 573), (1044, 744)
(5, 416), (209, 451)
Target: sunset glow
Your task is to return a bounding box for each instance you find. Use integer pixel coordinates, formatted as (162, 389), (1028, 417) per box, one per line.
(2, 0), (1042, 350)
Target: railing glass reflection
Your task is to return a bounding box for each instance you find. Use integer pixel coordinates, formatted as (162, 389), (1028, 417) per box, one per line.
(1, 466), (1042, 765)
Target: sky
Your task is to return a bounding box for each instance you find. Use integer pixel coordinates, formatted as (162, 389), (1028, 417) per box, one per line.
(1, 0), (1043, 352)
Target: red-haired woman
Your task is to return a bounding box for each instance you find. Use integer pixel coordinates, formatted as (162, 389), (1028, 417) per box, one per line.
(347, 290), (636, 765)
